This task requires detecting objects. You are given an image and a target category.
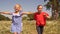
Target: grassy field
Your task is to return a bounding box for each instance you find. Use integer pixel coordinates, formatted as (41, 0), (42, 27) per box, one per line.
(0, 20), (59, 34)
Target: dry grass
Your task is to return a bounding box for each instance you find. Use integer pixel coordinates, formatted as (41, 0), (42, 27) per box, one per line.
(0, 20), (59, 34)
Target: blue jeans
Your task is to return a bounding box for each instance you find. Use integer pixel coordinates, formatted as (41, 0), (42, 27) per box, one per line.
(36, 26), (44, 34)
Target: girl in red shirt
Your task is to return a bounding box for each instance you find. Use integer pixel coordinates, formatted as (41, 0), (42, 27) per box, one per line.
(34, 5), (50, 34)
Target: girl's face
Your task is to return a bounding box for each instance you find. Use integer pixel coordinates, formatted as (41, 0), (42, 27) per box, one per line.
(37, 6), (43, 12)
(14, 4), (21, 12)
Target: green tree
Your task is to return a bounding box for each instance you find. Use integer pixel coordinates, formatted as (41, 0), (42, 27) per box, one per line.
(44, 0), (60, 20)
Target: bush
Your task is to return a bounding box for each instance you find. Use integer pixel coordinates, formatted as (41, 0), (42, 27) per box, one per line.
(0, 14), (11, 21)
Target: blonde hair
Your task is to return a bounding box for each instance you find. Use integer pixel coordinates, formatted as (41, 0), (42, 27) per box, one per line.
(14, 4), (22, 8)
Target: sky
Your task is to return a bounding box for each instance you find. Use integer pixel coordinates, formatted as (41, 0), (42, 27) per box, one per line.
(0, 0), (51, 18)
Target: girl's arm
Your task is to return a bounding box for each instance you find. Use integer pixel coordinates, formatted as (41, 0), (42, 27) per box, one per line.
(46, 15), (51, 19)
(22, 12), (34, 15)
(43, 13), (51, 19)
(0, 12), (11, 15)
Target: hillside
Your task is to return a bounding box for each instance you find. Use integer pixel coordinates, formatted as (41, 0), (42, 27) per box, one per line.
(0, 14), (11, 21)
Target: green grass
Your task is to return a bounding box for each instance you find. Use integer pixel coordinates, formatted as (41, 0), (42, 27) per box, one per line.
(0, 20), (59, 34)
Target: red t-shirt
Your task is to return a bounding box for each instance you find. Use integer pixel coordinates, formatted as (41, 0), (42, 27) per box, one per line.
(34, 12), (49, 26)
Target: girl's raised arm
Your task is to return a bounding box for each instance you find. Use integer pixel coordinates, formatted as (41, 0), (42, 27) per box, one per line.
(22, 12), (34, 15)
(0, 12), (11, 15)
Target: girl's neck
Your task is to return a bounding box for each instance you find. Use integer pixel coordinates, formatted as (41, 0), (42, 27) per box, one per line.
(37, 11), (41, 14)
(15, 11), (19, 13)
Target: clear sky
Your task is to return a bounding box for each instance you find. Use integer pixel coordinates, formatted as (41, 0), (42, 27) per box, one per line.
(0, 0), (51, 18)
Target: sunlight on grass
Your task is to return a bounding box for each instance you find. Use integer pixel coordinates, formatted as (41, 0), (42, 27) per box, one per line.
(0, 20), (59, 34)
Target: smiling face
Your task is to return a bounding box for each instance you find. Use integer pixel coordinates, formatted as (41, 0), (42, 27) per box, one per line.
(37, 5), (43, 13)
(14, 4), (22, 12)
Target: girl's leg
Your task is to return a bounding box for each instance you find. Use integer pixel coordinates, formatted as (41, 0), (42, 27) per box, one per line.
(36, 26), (41, 34)
(40, 26), (44, 34)
(17, 32), (20, 34)
(36, 26), (44, 34)
(17, 31), (22, 34)
(13, 32), (18, 34)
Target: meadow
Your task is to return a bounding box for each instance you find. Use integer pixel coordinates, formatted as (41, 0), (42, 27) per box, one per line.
(0, 20), (59, 34)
